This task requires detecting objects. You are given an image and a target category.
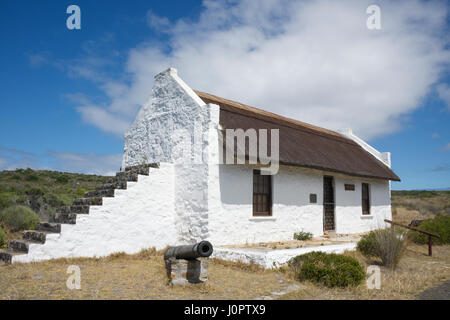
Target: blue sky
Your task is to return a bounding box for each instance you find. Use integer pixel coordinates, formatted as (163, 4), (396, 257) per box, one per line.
(0, 0), (449, 190)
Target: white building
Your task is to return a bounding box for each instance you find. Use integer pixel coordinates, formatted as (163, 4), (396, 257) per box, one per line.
(0, 68), (400, 264)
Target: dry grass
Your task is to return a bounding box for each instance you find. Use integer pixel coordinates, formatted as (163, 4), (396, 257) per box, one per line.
(1, 191), (448, 300)
(2, 244), (448, 300)
(278, 244), (450, 300)
(0, 248), (296, 300)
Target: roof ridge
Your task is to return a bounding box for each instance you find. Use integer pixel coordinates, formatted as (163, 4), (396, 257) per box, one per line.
(194, 90), (355, 145)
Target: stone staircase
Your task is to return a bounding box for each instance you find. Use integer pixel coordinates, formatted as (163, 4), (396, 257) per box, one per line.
(0, 163), (159, 264)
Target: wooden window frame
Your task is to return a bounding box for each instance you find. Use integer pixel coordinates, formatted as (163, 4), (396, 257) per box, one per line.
(362, 183), (371, 215)
(252, 169), (272, 216)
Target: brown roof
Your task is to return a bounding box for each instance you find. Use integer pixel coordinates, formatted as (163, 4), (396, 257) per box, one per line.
(195, 90), (400, 181)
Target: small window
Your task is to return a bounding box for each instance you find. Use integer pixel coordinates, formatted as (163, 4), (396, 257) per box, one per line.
(362, 183), (370, 215)
(345, 184), (355, 191)
(309, 194), (317, 203)
(253, 170), (272, 216)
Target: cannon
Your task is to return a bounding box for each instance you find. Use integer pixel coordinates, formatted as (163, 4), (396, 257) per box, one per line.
(164, 241), (213, 261)
(164, 241), (213, 285)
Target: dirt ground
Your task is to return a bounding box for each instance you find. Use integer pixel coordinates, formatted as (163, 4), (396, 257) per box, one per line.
(222, 233), (362, 250)
(0, 249), (298, 300)
(278, 244), (450, 300)
(1, 244), (449, 300)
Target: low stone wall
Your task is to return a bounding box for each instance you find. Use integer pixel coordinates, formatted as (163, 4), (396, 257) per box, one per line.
(212, 243), (357, 269)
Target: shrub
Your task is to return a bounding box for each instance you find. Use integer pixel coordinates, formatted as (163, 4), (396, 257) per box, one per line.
(357, 228), (407, 269)
(0, 225), (5, 248)
(55, 175), (70, 184)
(357, 231), (378, 257)
(294, 231), (313, 241)
(0, 194), (15, 211)
(288, 251), (365, 288)
(409, 215), (450, 245)
(0, 206), (39, 231)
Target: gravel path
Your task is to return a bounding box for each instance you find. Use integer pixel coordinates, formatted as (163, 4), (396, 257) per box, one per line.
(417, 280), (450, 300)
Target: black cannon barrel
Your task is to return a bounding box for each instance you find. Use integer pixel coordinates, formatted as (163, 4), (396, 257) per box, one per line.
(164, 241), (213, 260)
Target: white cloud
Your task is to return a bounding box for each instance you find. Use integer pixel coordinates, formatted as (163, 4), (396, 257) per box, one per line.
(68, 0), (450, 140)
(49, 152), (122, 175)
(147, 10), (171, 32)
(440, 142), (450, 152)
(0, 147), (121, 176)
(76, 105), (131, 136)
(437, 83), (450, 111)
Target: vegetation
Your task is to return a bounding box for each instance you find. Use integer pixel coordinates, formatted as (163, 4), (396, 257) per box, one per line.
(0, 168), (109, 216)
(357, 228), (407, 269)
(293, 231), (313, 241)
(288, 251), (365, 288)
(0, 168), (109, 244)
(408, 215), (450, 245)
(391, 190), (450, 220)
(0, 225), (5, 248)
(0, 206), (39, 231)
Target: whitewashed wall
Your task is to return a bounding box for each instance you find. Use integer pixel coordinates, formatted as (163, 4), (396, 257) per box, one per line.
(122, 68), (220, 244)
(206, 162), (391, 245)
(334, 175), (391, 234)
(207, 164), (323, 245)
(13, 164), (177, 263)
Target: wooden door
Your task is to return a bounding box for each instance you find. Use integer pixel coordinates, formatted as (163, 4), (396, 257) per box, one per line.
(323, 176), (335, 231)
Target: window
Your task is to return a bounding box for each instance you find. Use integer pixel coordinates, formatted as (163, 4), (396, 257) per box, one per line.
(309, 194), (317, 203)
(253, 170), (272, 216)
(362, 183), (370, 215)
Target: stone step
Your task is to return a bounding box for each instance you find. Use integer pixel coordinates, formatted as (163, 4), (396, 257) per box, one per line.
(96, 181), (127, 191)
(123, 166), (150, 176)
(60, 205), (90, 214)
(53, 212), (77, 224)
(7, 239), (29, 253)
(36, 222), (61, 233)
(84, 188), (115, 198)
(124, 163), (159, 171)
(0, 249), (25, 264)
(23, 230), (46, 244)
(114, 171), (139, 182)
(73, 197), (102, 206)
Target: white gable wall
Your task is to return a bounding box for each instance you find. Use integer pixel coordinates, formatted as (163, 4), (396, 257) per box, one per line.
(122, 68), (220, 244)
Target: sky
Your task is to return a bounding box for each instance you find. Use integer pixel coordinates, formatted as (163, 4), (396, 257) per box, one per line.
(0, 0), (449, 190)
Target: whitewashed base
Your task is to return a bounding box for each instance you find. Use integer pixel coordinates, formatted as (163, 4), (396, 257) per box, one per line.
(212, 243), (357, 269)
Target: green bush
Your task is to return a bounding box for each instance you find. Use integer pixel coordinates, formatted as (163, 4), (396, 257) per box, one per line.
(409, 215), (450, 245)
(357, 228), (407, 269)
(0, 194), (15, 211)
(55, 175), (70, 184)
(357, 232), (378, 257)
(0, 206), (39, 231)
(0, 225), (5, 248)
(293, 231), (313, 241)
(288, 251), (365, 288)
